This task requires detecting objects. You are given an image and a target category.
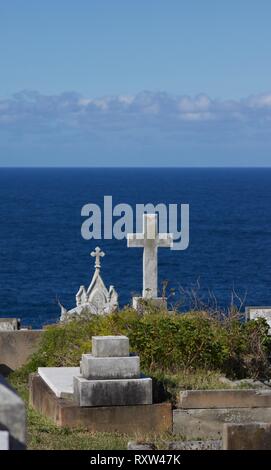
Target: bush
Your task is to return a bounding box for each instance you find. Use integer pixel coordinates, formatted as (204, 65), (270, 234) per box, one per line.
(19, 307), (271, 381)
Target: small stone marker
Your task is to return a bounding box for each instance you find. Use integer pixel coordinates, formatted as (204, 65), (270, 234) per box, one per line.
(0, 431), (9, 450)
(0, 318), (20, 331)
(73, 335), (152, 407)
(127, 213), (173, 309)
(246, 306), (271, 333)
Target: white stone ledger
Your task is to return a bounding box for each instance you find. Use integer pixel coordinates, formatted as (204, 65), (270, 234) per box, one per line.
(127, 213), (173, 308)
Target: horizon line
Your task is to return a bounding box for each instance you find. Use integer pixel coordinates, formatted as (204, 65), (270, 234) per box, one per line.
(0, 165), (271, 169)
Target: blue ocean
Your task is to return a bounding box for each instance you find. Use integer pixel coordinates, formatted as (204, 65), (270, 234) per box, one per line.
(0, 168), (270, 328)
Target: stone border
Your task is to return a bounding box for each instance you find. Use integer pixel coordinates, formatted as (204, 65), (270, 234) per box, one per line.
(178, 389), (271, 409)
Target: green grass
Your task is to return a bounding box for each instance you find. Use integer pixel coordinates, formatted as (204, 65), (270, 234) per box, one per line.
(28, 411), (129, 450)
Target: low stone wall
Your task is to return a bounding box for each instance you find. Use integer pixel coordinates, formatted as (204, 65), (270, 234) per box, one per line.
(174, 389), (271, 440)
(178, 389), (271, 408)
(0, 330), (43, 374)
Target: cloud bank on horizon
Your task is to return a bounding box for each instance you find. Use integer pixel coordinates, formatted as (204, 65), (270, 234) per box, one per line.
(1, 90), (271, 166)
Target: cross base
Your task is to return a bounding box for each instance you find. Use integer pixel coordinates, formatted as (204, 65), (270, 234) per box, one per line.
(132, 296), (168, 313)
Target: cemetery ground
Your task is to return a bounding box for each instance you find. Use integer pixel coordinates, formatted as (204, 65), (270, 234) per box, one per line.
(7, 305), (271, 450)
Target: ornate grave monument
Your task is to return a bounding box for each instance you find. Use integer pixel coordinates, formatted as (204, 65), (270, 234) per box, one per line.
(60, 247), (118, 321)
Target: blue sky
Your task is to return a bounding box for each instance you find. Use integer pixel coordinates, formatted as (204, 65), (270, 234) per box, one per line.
(1, 0), (271, 166)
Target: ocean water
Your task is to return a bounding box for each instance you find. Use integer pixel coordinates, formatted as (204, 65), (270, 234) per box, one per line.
(0, 167), (270, 328)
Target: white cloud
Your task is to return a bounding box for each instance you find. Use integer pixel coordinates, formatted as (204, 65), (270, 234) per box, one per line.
(1, 90), (271, 141)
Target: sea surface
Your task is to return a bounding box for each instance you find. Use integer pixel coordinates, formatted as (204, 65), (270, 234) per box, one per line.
(0, 167), (270, 328)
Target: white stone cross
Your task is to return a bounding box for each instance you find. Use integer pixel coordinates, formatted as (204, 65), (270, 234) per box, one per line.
(91, 246), (105, 269)
(127, 214), (173, 299)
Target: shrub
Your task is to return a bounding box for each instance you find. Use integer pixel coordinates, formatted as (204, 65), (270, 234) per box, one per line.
(19, 307), (271, 381)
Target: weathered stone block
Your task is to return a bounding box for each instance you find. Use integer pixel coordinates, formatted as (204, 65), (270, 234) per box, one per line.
(223, 422), (271, 450)
(73, 376), (152, 407)
(0, 374), (26, 449)
(29, 374), (172, 435)
(178, 389), (271, 409)
(81, 354), (140, 380)
(173, 407), (271, 440)
(92, 335), (129, 357)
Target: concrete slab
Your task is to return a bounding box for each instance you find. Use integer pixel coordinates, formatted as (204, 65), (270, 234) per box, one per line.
(38, 367), (80, 398)
(74, 375), (152, 407)
(81, 354), (140, 380)
(29, 373), (172, 435)
(0, 431), (9, 450)
(92, 336), (129, 357)
(178, 389), (271, 409)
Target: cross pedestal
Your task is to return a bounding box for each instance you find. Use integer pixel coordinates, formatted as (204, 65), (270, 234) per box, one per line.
(127, 213), (173, 311)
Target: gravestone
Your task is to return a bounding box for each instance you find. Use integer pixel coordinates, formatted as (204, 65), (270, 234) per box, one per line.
(73, 336), (152, 406)
(30, 335), (172, 434)
(60, 247), (118, 321)
(0, 318), (20, 331)
(0, 374), (26, 449)
(127, 213), (173, 310)
(246, 306), (271, 333)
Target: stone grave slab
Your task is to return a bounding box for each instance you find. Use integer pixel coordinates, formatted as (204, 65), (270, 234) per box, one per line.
(38, 367), (80, 398)
(31, 335), (172, 434)
(29, 373), (172, 434)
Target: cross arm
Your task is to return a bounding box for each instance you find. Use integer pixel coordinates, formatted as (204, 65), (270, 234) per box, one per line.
(157, 233), (173, 248)
(127, 233), (144, 247)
